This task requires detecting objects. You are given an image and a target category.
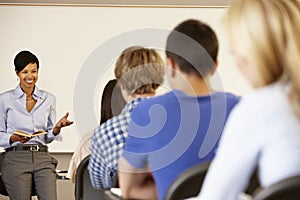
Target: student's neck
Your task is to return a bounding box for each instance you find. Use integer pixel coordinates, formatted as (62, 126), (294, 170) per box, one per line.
(127, 93), (155, 102)
(178, 75), (212, 96)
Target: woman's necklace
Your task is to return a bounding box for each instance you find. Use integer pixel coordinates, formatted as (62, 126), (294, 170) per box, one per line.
(26, 97), (35, 101)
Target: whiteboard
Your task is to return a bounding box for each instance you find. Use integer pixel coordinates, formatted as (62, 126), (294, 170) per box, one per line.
(0, 5), (251, 152)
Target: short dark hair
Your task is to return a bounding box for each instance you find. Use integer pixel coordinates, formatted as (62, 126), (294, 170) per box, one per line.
(14, 50), (39, 73)
(166, 19), (219, 77)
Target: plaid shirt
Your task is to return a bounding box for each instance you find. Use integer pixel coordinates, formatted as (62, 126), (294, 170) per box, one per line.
(88, 98), (143, 189)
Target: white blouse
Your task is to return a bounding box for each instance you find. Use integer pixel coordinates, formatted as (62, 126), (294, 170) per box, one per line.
(198, 83), (300, 200)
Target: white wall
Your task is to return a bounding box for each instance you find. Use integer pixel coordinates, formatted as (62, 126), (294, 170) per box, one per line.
(0, 5), (252, 152)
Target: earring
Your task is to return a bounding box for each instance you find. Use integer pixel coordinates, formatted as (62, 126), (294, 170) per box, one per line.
(17, 77), (19, 81)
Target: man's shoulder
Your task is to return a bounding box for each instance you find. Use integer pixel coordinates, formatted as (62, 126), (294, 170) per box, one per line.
(214, 91), (239, 98)
(93, 110), (130, 138)
(136, 91), (177, 107)
(213, 92), (240, 104)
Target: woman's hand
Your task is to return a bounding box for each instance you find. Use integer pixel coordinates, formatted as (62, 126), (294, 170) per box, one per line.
(53, 112), (73, 135)
(10, 134), (31, 144)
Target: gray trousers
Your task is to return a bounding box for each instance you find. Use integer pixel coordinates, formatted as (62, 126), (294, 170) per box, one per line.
(2, 151), (58, 200)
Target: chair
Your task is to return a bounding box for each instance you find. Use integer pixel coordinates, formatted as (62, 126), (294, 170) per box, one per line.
(163, 161), (211, 200)
(75, 155), (105, 200)
(244, 168), (261, 195)
(253, 175), (300, 200)
(103, 189), (122, 200)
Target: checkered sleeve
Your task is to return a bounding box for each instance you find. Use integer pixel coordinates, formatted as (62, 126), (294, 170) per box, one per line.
(88, 115), (129, 188)
(88, 99), (142, 189)
(88, 123), (115, 189)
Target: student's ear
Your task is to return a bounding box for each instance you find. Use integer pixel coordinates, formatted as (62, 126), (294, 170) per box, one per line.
(166, 58), (176, 77)
(15, 70), (19, 76)
(210, 60), (219, 76)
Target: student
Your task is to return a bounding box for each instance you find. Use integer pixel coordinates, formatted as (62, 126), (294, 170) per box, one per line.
(0, 50), (73, 200)
(118, 19), (240, 200)
(66, 79), (126, 183)
(99, 79), (126, 125)
(88, 46), (165, 189)
(196, 0), (300, 199)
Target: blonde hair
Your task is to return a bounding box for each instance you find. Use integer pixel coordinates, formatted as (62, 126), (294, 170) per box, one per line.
(114, 46), (165, 95)
(225, 0), (300, 117)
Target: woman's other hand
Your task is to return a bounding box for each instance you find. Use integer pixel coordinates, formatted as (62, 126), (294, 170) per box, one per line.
(53, 112), (73, 135)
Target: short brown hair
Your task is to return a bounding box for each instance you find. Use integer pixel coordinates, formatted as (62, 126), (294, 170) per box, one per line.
(114, 46), (165, 95)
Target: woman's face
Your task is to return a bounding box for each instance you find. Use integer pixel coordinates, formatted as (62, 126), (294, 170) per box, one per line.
(16, 62), (39, 91)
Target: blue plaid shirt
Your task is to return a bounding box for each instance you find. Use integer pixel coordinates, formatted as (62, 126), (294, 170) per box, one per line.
(88, 98), (143, 189)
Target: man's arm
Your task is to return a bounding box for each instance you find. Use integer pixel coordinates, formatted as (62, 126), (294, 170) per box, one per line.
(88, 132), (113, 189)
(88, 154), (112, 189)
(118, 156), (157, 200)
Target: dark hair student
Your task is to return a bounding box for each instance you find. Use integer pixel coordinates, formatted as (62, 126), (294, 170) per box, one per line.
(100, 79), (126, 124)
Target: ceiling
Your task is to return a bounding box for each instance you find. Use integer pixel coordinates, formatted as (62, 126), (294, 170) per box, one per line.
(0, 0), (231, 7)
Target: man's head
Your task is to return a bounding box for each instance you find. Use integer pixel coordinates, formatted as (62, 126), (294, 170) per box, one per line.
(114, 46), (165, 99)
(166, 19), (219, 78)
